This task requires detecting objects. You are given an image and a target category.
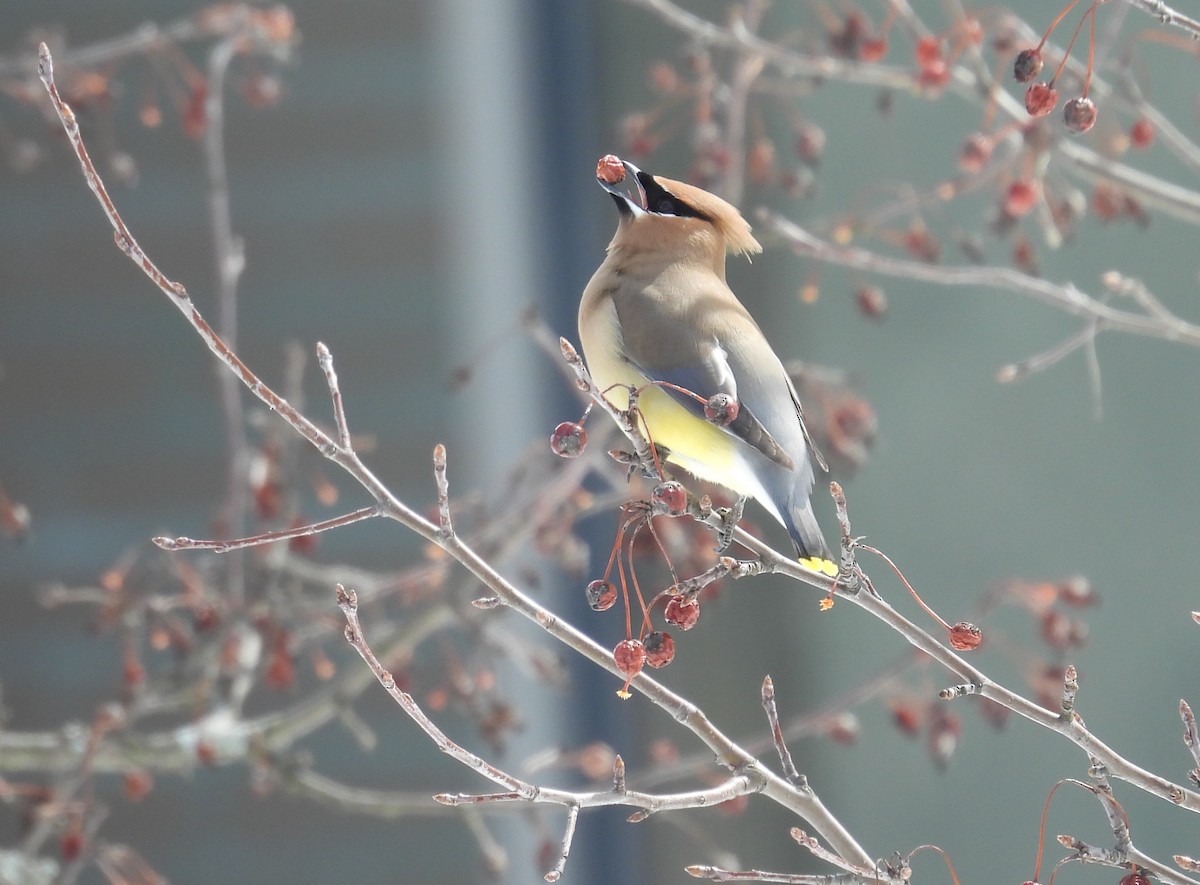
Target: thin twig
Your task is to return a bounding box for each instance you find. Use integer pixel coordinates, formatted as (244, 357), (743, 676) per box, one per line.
(762, 676), (803, 787)
(432, 444), (453, 539)
(316, 342), (352, 450)
(152, 505), (379, 553)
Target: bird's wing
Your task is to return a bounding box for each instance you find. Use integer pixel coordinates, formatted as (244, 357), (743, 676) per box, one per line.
(613, 280), (798, 470)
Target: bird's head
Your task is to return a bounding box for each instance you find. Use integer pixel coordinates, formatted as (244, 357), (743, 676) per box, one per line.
(595, 155), (762, 258)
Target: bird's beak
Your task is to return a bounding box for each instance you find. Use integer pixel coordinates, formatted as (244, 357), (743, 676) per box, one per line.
(597, 158), (648, 216)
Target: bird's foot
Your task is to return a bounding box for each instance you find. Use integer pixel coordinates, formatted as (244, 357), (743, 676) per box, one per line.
(714, 496), (747, 552)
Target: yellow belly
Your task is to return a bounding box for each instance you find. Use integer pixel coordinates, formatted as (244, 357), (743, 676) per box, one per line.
(579, 289), (775, 517)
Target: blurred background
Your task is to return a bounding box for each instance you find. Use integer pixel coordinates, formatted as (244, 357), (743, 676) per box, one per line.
(2, 1), (1199, 883)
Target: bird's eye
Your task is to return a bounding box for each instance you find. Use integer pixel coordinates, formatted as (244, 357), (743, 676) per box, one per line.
(657, 199), (677, 214)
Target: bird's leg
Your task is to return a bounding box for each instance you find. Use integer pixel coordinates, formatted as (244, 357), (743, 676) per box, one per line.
(714, 495), (747, 552)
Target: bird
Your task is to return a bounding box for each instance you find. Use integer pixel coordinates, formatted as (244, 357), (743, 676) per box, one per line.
(578, 155), (836, 576)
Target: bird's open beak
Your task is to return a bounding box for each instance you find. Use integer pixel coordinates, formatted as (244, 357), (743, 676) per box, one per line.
(596, 158), (648, 216)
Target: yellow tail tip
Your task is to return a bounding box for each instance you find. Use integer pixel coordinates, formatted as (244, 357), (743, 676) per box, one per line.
(799, 556), (839, 578)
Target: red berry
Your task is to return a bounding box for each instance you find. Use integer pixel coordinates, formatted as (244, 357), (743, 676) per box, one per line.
(182, 83), (208, 138)
(613, 639), (645, 677)
(948, 621), (982, 650)
(664, 594), (700, 630)
(1063, 96), (1097, 133)
(890, 702), (923, 737)
(1024, 82), (1059, 117)
(704, 393), (739, 426)
(60, 826), (84, 862)
(1091, 182), (1122, 221)
(1004, 179), (1039, 217)
(858, 36), (888, 62)
(794, 123), (825, 164)
(904, 226), (940, 263)
(585, 579), (617, 612)
(1129, 118), (1154, 149)
(123, 770), (154, 802)
(652, 481), (688, 516)
(914, 35), (942, 68)
(1120, 872), (1151, 885)
(958, 132), (993, 173)
(917, 59), (950, 91)
(1057, 575), (1095, 607)
(550, 421), (587, 458)
(747, 138), (776, 184)
(1012, 48), (1043, 83)
(643, 631), (676, 668)
(855, 285), (887, 320)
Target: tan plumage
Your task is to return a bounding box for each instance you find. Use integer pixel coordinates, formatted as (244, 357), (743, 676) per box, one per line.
(579, 158), (833, 570)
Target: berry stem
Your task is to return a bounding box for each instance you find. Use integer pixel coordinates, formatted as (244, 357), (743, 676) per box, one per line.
(625, 522), (655, 638)
(1083, 2), (1097, 97)
(617, 554), (633, 640)
(1038, 0), (1083, 51)
(859, 544), (953, 632)
(1049, 0), (1101, 87)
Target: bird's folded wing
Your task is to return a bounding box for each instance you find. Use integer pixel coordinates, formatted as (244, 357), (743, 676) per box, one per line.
(624, 345), (796, 471)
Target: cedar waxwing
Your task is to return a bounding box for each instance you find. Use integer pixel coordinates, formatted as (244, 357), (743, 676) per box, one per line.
(579, 156), (836, 575)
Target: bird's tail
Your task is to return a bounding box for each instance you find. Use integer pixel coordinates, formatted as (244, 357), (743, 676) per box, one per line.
(787, 503), (838, 577)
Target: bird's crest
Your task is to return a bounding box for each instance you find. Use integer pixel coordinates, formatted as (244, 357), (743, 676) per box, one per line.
(648, 175), (762, 258)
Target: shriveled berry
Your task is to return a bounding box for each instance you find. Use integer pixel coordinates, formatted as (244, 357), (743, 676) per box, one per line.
(1024, 81), (1058, 117)
(948, 621), (982, 650)
(585, 579), (617, 612)
(643, 631), (676, 668)
(664, 594), (700, 630)
(550, 421), (587, 458)
(1012, 48), (1043, 83)
(596, 154), (626, 184)
(613, 639), (645, 677)
(1063, 96), (1097, 133)
(652, 481), (688, 516)
(704, 393), (739, 426)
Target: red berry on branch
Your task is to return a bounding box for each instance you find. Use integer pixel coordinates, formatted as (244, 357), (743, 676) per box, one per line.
(585, 579), (617, 612)
(917, 59), (950, 91)
(958, 132), (993, 173)
(915, 35), (943, 68)
(550, 421), (587, 458)
(1004, 179), (1040, 217)
(858, 36), (888, 62)
(948, 621), (982, 651)
(1024, 82), (1058, 117)
(1063, 96), (1097, 133)
(613, 639), (645, 678)
(855, 285), (887, 320)
(643, 631), (676, 668)
(1129, 118), (1154, 149)
(652, 481), (688, 516)
(704, 393), (739, 426)
(1012, 48), (1043, 83)
(664, 594), (700, 630)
